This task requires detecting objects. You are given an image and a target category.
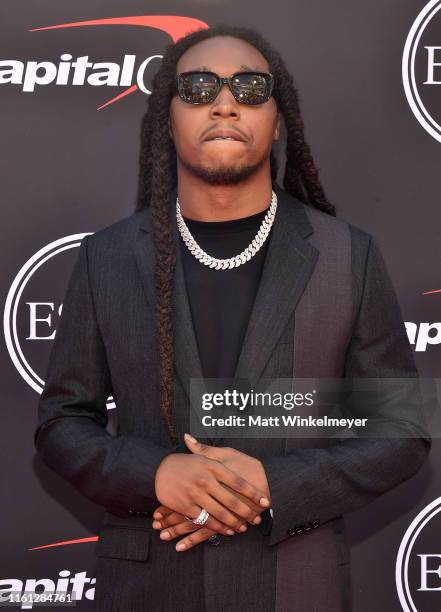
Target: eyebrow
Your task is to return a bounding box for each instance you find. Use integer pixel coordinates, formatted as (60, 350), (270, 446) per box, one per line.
(191, 64), (264, 72)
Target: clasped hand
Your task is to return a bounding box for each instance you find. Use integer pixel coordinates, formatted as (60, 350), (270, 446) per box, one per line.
(152, 433), (271, 552)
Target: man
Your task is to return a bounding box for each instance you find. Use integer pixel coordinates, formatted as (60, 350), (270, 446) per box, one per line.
(34, 24), (431, 612)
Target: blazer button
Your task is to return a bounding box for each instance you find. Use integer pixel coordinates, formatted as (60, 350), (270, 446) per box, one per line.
(287, 525), (304, 536)
(128, 509), (145, 517)
(287, 527), (296, 536)
(208, 534), (221, 546)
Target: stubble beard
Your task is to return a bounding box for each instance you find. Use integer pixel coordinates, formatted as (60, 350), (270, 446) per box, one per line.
(179, 153), (268, 186)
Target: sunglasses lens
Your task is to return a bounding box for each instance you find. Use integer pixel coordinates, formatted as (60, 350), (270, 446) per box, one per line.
(178, 72), (218, 104)
(177, 71), (273, 105)
(231, 73), (272, 104)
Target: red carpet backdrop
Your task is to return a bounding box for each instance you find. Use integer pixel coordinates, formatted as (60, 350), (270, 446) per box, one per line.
(1, 1), (440, 610)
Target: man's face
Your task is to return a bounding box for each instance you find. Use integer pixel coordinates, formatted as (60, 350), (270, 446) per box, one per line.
(169, 35), (280, 186)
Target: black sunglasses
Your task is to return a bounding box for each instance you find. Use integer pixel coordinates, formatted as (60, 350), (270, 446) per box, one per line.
(176, 70), (274, 105)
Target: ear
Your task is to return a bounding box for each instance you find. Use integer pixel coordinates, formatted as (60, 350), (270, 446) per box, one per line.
(273, 113), (281, 141)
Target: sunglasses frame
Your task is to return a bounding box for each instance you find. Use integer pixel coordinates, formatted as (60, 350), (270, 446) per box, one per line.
(175, 70), (275, 105)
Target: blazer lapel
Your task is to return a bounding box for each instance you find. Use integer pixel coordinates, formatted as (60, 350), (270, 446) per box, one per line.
(132, 183), (319, 406)
(233, 183), (319, 387)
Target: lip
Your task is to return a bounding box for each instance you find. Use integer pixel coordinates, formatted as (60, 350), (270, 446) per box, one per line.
(203, 128), (246, 142)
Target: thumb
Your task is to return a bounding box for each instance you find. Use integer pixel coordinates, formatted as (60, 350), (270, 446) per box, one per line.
(184, 433), (211, 455)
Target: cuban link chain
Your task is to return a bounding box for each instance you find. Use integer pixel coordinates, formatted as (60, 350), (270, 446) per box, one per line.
(176, 190), (277, 270)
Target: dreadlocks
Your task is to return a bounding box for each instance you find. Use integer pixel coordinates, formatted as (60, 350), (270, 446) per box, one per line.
(135, 24), (336, 446)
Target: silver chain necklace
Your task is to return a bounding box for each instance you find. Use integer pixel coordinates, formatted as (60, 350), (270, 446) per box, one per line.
(176, 190), (278, 270)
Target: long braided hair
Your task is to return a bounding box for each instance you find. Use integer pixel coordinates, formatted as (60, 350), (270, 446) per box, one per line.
(135, 24), (336, 447)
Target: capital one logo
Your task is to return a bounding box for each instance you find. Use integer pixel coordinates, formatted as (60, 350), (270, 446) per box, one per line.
(3, 234), (114, 409)
(403, 0), (441, 142)
(396, 496), (441, 611)
(0, 15), (208, 110)
(0, 569), (95, 610)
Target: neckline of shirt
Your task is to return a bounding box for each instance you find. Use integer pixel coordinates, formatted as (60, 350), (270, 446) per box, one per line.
(181, 206), (270, 236)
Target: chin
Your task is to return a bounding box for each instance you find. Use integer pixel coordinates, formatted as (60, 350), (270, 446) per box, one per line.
(179, 152), (266, 186)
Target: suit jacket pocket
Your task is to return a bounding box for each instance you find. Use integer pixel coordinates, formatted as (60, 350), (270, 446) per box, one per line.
(96, 526), (151, 561)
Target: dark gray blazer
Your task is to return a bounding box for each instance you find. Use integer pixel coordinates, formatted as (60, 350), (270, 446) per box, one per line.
(34, 183), (431, 612)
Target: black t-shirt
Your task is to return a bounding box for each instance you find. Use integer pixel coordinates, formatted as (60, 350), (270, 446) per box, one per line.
(179, 205), (272, 379)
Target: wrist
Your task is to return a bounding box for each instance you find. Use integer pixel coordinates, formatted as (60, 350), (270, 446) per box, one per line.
(154, 452), (180, 497)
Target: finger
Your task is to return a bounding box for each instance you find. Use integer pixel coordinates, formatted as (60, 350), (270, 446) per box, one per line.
(159, 520), (201, 541)
(211, 463), (271, 508)
(153, 509), (229, 533)
(152, 511), (185, 530)
(160, 520), (236, 541)
(152, 505), (174, 521)
(184, 433), (222, 460)
(175, 527), (223, 552)
(187, 495), (252, 533)
(219, 483), (263, 513)
(207, 481), (263, 525)
(187, 504), (242, 535)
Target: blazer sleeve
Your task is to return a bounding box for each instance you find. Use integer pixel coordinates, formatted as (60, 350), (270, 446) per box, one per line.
(34, 234), (175, 518)
(260, 231), (432, 547)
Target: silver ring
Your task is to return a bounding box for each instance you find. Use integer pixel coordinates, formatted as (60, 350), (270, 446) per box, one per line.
(185, 508), (210, 526)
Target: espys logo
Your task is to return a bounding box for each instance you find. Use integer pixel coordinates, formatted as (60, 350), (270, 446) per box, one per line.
(396, 496), (441, 611)
(3, 234), (113, 410)
(403, 0), (441, 142)
(0, 15), (208, 110)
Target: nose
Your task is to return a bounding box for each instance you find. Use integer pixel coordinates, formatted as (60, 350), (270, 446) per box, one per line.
(209, 82), (240, 118)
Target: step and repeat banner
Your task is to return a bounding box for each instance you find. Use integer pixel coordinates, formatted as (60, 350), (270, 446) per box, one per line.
(1, 1), (441, 610)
